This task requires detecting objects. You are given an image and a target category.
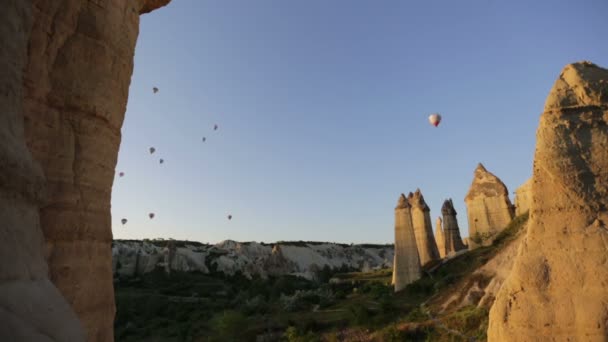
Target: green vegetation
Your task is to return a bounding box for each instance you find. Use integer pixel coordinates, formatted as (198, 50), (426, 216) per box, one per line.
(114, 214), (529, 341)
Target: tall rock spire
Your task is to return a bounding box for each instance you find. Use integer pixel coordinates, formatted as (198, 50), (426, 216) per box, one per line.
(434, 217), (446, 259)
(408, 189), (440, 266)
(441, 199), (467, 255)
(465, 163), (515, 249)
(393, 194), (421, 292)
(489, 61), (608, 340)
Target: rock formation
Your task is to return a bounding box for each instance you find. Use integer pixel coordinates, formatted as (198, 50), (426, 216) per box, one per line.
(435, 217), (446, 258)
(408, 189), (440, 266)
(465, 164), (514, 249)
(489, 61), (608, 341)
(0, 2), (85, 340)
(393, 194), (421, 292)
(514, 178), (532, 216)
(1, 1), (174, 340)
(441, 199), (467, 255)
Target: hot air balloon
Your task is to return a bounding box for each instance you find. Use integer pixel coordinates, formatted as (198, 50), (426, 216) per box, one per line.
(227, 214), (232, 220)
(153, 87), (159, 94)
(121, 218), (128, 225)
(118, 172), (124, 177)
(159, 158), (164, 164)
(428, 113), (442, 127)
(214, 124), (218, 131)
(202, 137), (206, 142)
(149, 147), (156, 154)
(149, 213), (155, 219)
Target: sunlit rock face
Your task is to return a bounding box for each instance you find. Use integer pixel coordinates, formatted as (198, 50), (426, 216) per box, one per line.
(465, 164), (514, 249)
(20, 1), (172, 340)
(408, 190), (440, 266)
(489, 62), (608, 341)
(514, 178), (532, 216)
(393, 194), (421, 292)
(0, 1), (84, 340)
(441, 199), (467, 255)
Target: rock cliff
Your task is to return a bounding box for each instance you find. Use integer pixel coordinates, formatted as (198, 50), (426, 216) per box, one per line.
(113, 240), (394, 280)
(3, 0), (173, 340)
(408, 190), (440, 266)
(488, 62), (608, 341)
(514, 178), (532, 216)
(0, 2), (85, 340)
(465, 164), (514, 248)
(441, 199), (467, 255)
(393, 194), (421, 292)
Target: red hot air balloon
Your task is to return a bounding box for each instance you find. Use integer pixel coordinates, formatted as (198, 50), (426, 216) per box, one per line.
(121, 218), (128, 225)
(428, 113), (442, 127)
(149, 213), (155, 219)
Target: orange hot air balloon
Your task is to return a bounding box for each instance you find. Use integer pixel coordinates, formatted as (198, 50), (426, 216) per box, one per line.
(428, 113), (442, 127)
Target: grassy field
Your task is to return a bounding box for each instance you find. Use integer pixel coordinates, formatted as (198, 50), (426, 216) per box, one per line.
(114, 213), (528, 341)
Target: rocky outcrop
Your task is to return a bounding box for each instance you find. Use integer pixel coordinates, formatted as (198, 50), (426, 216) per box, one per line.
(435, 217), (446, 259)
(408, 190), (440, 266)
(17, 1), (172, 340)
(489, 62), (608, 341)
(441, 199), (467, 255)
(113, 240), (393, 280)
(514, 178), (532, 216)
(393, 194), (421, 292)
(0, 1), (85, 340)
(465, 164), (514, 249)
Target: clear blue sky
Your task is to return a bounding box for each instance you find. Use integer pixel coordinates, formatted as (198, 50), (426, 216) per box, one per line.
(111, 0), (608, 244)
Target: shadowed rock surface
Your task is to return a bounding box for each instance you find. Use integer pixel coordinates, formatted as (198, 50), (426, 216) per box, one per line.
(393, 194), (421, 292)
(441, 199), (467, 255)
(488, 61), (608, 341)
(0, 1), (85, 340)
(514, 178), (532, 216)
(465, 164), (514, 249)
(408, 190), (440, 266)
(11, 0), (173, 340)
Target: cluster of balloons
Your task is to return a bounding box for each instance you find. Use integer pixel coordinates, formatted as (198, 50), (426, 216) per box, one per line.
(117, 86), (233, 227)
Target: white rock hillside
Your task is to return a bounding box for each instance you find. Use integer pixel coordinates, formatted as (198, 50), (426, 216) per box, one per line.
(112, 240), (394, 280)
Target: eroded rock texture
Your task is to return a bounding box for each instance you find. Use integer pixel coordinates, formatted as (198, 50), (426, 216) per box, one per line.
(488, 62), (608, 341)
(0, 1), (85, 340)
(408, 190), (440, 266)
(434, 217), (446, 258)
(465, 164), (514, 249)
(393, 194), (421, 292)
(514, 178), (532, 216)
(20, 1), (171, 340)
(441, 199), (467, 255)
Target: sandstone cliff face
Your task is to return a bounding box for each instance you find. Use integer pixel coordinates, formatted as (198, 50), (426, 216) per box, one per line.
(434, 217), (446, 258)
(488, 62), (608, 341)
(0, 1), (85, 340)
(19, 1), (171, 340)
(465, 164), (514, 249)
(393, 194), (421, 292)
(441, 199), (467, 255)
(514, 178), (532, 216)
(408, 190), (440, 266)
